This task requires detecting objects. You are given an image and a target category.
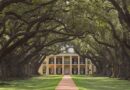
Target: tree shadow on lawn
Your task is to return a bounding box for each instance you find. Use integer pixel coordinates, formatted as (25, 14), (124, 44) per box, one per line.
(73, 75), (130, 90)
(0, 75), (62, 90)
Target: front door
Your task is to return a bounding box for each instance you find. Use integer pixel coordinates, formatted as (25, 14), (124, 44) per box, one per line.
(64, 68), (70, 75)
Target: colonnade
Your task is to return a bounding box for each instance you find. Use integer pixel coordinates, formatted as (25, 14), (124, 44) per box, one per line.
(46, 55), (91, 75)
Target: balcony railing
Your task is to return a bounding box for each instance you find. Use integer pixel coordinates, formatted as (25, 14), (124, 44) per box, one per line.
(80, 62), (85, 64)
(56, 61), (62, 64)
(64, 61), (70, 64)
(80, 60), (85, 64)
(72, 62), (78, 64)
(49, 62), (54, 64)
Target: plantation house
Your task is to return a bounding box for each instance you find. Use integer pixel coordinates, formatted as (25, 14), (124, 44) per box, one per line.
(39, 53), (96, 75)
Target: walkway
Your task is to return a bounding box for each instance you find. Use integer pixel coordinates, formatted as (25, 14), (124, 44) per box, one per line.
(56, 75), (78, 90)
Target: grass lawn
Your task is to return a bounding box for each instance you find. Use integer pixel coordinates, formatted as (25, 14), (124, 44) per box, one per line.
(0, 75), (62, 90)
(72, 75), (130, 90)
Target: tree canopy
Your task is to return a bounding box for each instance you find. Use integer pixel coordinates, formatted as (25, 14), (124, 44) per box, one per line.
(0, 0), (130, 80)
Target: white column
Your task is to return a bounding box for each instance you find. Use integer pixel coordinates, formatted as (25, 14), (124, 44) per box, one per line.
(54, 56), (56, 75)
(91, 64), (95, 74)
(70, 56), (72, 75)
(85, 59), (88, 75)
(46, 57), (49, 75)
(62, 56), (64, 75)
(90, 62), (93, 74)
(78, 56), (80, 75)
(93, 65), (96, 73)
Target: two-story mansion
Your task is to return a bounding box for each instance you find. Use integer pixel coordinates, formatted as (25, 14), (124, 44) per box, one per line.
(38, 53), (96, 75)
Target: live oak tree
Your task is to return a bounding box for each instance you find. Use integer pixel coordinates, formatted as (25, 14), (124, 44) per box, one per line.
(70, 0), (130, 79)
(0, 0), (84, 80)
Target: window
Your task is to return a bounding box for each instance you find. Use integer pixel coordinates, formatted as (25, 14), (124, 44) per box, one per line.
(49, 58), (54, 64)
(72, 56), (78, 64)
(80, 60), (85, 64)
(56, 57), (62, 64)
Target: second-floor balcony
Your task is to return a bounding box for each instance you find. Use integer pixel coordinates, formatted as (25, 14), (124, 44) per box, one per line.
(56, 57), (62, 64)
(72, 61), (78, 64)
(64, 60), (70, 64)
(56, 61), (62, 64)
(49, 60), (54, 64)
(80, 60), (85, 64)
(49, 57), (54, 64)
(72, 57), (78, 64)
